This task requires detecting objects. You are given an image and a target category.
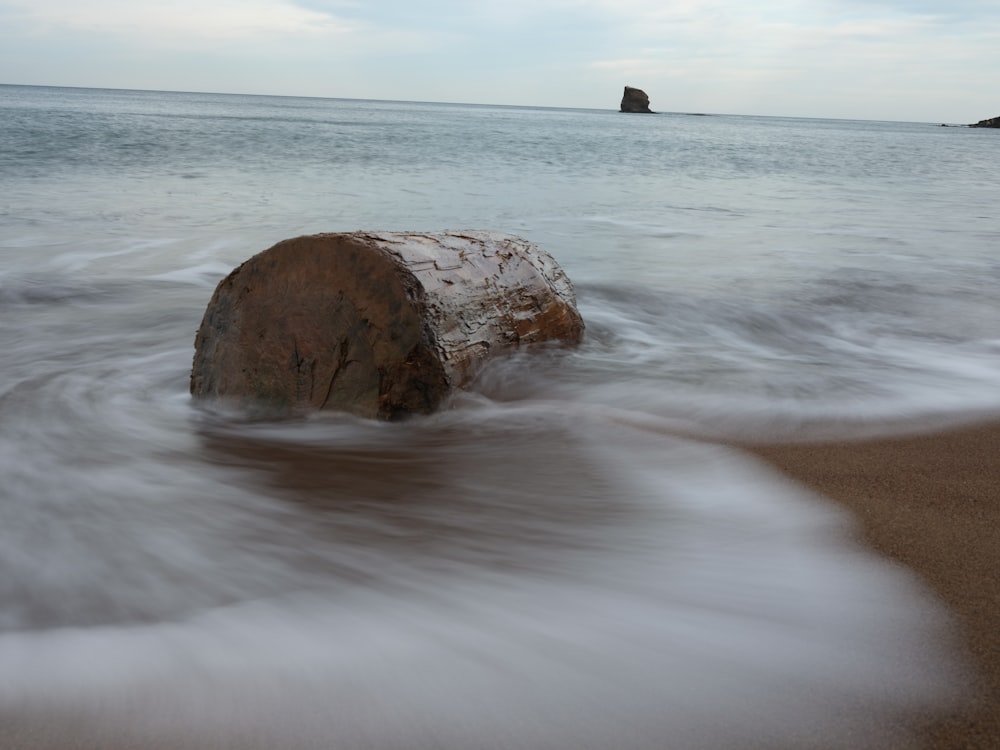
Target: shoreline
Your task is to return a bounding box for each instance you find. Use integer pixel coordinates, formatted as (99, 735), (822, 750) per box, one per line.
(742, 421), (1000, 749)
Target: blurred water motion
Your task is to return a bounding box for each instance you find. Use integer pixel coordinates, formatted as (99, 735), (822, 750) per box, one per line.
(3, 86), (996, 748)
(0, 403), (965, 749)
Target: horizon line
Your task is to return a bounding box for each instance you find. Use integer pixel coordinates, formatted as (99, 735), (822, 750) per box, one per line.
(0, 81), (964, 126)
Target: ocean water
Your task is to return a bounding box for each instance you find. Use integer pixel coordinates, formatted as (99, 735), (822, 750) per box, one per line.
(2, 84), (1000, 748)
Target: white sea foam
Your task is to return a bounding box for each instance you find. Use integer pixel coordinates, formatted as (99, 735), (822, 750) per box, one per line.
(0, 413), (965, 749)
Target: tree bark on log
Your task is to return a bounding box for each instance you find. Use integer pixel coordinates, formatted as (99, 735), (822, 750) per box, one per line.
(190, 231), (584, 419)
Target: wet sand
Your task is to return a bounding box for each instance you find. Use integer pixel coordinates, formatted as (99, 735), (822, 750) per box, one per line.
(746, 421), (1000, 750)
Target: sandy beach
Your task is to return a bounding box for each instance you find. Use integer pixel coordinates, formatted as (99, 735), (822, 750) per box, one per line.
(746, 421), (1000, 750)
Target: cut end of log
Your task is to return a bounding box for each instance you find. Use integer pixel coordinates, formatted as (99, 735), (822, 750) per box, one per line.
(190, 231), (584, 419)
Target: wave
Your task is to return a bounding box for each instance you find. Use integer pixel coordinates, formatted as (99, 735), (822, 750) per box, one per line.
(0, 405), (967, 749)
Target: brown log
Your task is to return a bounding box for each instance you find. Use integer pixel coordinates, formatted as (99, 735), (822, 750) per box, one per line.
(190, 231), (584, 419)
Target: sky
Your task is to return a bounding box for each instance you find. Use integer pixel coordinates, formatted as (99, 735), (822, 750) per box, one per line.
(0, 0), (997, 122)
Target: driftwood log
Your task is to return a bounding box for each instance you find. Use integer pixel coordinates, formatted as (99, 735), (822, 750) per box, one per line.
(190, 231), (584, 419)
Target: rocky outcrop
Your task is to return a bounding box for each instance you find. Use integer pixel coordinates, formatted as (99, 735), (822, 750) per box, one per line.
(190, 231), (584, 419)
(620, 86), (653, 113)
(970, 115), (1000, 128)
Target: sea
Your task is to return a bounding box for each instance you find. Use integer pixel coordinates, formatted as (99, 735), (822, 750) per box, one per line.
(2, 84), (1000, 749)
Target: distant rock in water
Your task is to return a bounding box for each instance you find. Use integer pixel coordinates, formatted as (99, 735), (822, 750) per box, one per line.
(190, 231), (584, 420)
(620, 86), (653, 113)
(970, 115), (1000, 128)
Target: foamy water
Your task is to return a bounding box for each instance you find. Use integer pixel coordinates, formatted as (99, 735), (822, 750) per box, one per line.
(0, 402), (966, 749)
(2, 85), (999, 747)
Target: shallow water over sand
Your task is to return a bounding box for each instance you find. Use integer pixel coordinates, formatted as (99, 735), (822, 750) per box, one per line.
(0, 399), (968, 749)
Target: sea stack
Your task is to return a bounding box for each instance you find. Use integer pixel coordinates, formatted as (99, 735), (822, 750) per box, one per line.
(190, 231), (584, 420)
(620, 86), (653, 113)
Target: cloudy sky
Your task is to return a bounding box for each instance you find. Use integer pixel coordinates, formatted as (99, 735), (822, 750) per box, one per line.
(1, 0), (997, 122)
